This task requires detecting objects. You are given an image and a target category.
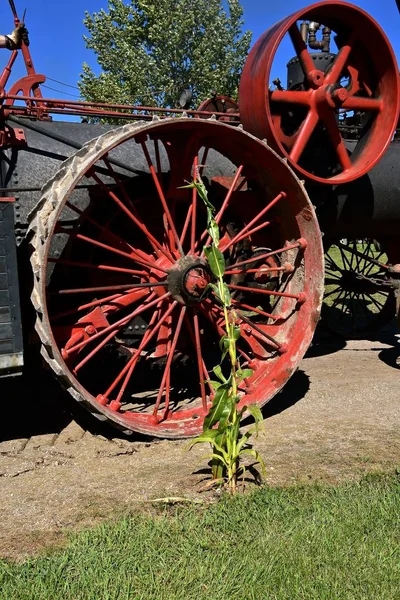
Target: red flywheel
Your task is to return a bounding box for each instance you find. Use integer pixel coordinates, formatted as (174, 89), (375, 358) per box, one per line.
(239, 1), (400, 184)
(29, 118), (323, 438)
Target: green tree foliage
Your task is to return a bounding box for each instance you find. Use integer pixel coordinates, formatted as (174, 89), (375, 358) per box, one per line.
(79, 0), (251, 110)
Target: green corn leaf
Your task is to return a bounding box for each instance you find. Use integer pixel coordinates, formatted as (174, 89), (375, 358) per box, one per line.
(213, 365), (227, 383)
(239, 448), (267, 477)
(207, 380), (222, 391)
(204, 245), (225, 278)
(209, 219), (220, 247)
(236, 368), (254, 383)
(217, 395), (236, 432)
(231, 324), (241, 341)
(222, 283), (231, 305)
(186, 429), (221, 450)
(246, 404), (265, 432)
(219, 335), (230, 352)
(209, 283), (221, 302)
(203, 384), (230, 430)
(236, 429), (254, 452)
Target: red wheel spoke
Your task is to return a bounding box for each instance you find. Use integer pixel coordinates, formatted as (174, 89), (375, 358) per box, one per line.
(270, 90), (311, 106)
(289, 23), (316, 78)
(228, 283), (304, 301)
(184, 312), (209, 409)
(179, 205), (193, 246)
(289, 111), (319, 163)
(102, 155), (168, 254)
(221, 191), (285, 252)
(341, 96), (383, 112)
(74, 325), (126, 374)
(237, 311), (281, 350)
(190, 157), (199, 253)
(198, 147), (209, 176)
(198, 302), (225, 337)
(228, 240), (305, 271)
(223, 219), (272, 249)
(51, 289), (150, 322)
(153, 306), (186, 418)
(323, 111), (352, 172)
(226, 266), (287, 276)
(65, 201), (137, 255)
(179, 204), (193, 248)
(140, 141), (184, 256)
(89, 171), (173, 262)
(154, 138), (162, 176)
(324, 32), (356, 86)
(200, 165), (244, 248)
(114, 306), (162, 403)
(64, 291), (171, 356)
(215, 166), (245, 225)
(104, 300), (178, 400)
(57, 282), (166, 295)
(48, 257), (147, 278)
(231, 299), (278, 320)
(72, 292), (157, 372)
(63, 230), (168, 274)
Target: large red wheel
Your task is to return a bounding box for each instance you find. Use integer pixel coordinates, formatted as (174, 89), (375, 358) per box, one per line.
(239, 1), (400, 185)
(29, 118), (323, 438)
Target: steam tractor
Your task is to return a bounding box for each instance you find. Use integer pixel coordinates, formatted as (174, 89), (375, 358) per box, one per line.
(0, 1), (399, 438)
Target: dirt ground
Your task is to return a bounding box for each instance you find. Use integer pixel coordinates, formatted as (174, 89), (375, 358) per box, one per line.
(1, 328), (399, 561)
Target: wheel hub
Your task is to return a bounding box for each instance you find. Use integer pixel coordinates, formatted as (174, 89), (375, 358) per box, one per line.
(167, 256), (211, 305)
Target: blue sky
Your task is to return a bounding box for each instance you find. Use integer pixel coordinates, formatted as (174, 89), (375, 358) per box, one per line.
(0, 0), (398, 104)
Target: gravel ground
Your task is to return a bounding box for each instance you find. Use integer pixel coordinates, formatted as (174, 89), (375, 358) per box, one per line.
(1, 329), (399, 560)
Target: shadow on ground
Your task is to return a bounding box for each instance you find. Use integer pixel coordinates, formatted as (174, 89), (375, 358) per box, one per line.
(2, 324), (398, 443)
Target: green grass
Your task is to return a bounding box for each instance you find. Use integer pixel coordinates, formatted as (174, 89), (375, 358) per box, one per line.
(1, 473), (399, 600)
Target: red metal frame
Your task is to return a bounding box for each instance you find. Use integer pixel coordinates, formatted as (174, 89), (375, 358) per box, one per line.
(0, 3), (239, 145)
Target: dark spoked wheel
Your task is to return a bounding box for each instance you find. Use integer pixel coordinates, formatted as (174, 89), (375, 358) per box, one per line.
(29, 118), (323, 438)
(322, 238), (396, 338)
(239, 1), (399, 184)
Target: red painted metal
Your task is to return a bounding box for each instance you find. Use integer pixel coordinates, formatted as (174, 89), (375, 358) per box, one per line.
(239, 1), (400, 184)
(1, 94), (240, 127)
(184, 266), (210, 297)
(197, 95), (240, 122)
(30, 118), (324, 437)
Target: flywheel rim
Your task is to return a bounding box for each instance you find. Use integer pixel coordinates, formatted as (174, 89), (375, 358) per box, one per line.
(239, 0), (400, 185)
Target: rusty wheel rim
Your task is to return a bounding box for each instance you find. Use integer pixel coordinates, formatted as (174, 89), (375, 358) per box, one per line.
(29, 118), (323, 438)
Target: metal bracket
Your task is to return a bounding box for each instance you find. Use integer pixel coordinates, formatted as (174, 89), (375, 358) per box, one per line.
(0, 126), (26, 148)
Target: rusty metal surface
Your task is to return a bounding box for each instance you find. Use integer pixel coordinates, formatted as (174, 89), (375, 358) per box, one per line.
(0, 201), (23, 375)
